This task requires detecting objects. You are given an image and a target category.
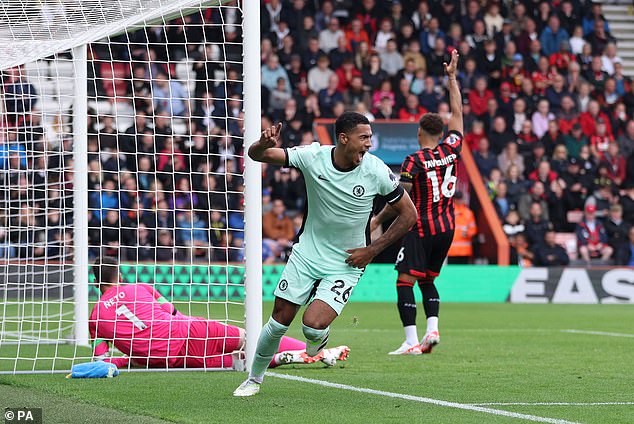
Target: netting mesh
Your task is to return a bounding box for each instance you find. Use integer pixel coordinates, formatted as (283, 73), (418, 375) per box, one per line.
(0, 0), (247, 373)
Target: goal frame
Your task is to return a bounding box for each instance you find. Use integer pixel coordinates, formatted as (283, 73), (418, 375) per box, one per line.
(0, 0), (262, 373)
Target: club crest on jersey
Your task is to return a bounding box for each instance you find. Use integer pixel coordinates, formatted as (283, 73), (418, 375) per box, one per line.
(278, 279), (288, 291)
(353, 185), (365, 197)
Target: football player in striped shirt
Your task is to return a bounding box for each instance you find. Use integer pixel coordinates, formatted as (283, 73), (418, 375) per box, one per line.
(373, 50), (463, 355)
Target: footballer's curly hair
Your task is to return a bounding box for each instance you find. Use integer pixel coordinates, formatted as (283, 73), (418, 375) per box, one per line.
(419, 113), (444, 137)
(335, 111), (370, 140)
(93, 256), (119, 287)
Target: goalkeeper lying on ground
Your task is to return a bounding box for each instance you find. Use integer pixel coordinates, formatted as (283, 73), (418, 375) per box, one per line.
(89, 257), (349, 369)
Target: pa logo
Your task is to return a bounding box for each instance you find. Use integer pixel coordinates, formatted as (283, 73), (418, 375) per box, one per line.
(278, 279), (288, 291)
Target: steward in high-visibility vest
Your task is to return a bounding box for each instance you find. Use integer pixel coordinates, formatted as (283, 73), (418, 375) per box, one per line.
(448, 192), (477, 262)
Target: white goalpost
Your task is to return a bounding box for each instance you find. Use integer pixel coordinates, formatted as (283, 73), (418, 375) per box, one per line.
(0, 0), (261, 374)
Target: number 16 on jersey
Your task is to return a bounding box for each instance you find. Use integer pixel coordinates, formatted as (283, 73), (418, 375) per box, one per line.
(426, 164), (457, 202)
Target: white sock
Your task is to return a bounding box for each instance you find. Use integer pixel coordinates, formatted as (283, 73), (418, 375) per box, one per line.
(426, 317), (439, 334)
(404, 325), (419, 346)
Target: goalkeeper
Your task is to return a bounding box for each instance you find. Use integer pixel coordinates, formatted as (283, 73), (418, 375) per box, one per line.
(89, 257), (348, 369)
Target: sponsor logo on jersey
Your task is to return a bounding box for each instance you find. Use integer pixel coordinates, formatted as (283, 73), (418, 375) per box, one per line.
(445, 134), (460, 146)
(353, 185), (365, 197)
(389, 172), (399, 188)
(278, 279), (288, 291)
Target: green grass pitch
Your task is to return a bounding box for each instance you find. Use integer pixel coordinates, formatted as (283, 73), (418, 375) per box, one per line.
(1, 302), (633, 423)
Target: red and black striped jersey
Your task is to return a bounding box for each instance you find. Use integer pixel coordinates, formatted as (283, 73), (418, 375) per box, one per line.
(400, 130), (463, 237)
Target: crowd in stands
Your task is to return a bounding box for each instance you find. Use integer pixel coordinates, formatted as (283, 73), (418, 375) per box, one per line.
(258, 0), (634, 266)
(1, 0), (633, 266)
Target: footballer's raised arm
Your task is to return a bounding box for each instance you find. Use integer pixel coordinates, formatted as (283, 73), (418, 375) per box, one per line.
(248, 122), (287, 166)
(444, 50), (463, 135)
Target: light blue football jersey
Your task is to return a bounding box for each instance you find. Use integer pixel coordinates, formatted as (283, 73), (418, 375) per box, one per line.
(285, 142), (403, 272)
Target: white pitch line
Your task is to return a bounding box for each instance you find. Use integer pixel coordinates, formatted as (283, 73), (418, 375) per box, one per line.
(267, 372), (579, 424)
(471, 402), (634, 406)
(560, 329), (634, 338)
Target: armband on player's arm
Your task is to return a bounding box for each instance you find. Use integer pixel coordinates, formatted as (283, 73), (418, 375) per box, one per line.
(384, 185), (404, 206)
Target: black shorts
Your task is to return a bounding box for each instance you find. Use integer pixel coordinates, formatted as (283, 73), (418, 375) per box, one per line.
(395, 230), (454, 279)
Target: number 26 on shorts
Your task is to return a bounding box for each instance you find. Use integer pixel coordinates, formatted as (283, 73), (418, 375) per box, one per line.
(331, 280), (352, 305)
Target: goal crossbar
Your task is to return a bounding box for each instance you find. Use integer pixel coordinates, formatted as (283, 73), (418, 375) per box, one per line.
(0, 0), (227, 70)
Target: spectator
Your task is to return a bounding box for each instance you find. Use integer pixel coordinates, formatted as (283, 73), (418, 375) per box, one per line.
(601, 143), (626, 186)
(262, 54), (291, 95)
(529, 160), (558, 186)
(374, 95), (396, 120)
(533, 229), (570, 266)
(469, 77), (494, 117)
(478, 39), (502, 86)
(3, 66), (37, 123)
(510, 98), (528, 135)
(398, 94), (426, 122)
(540, 15), (569, 57)
(524, 201), (552, 246)
(569, 26), (585, 55)
(621, 182), (634, 226)
(505, 164), (527, 208)
(374, 18), (395, 54)
(307, 54), (334, 93)
(601, 42), (621, 76)
(262, 199), (294, 261)
(585, 18), (616, 56)
(447, 191), (478, 264)
(420, 17), (445, 55)
(329, 37), (353, 71)
(345, 18), (370, 53)
(318, 74), (343, 118)
(418, 76), (443, 112)
(362, 54), (388, 93)
(318, 17), (344, 53)
(402, 40), (426, 74)
(156, 229), (178, 262)
(576, 203), (613, 263)
(488, 116), (515, 155)
(152, 72), (189, 117)
(335, 58), (361, 92)
(473, 137), (498, 178)
(556, 95), (578, 135)
(605, 204), (630, 251)
(541, 120), (565, 155)
(550, 144), (569, 176)
(498, 141), (525, 176)
(176, 209), (209, 261)
(302, 36), (325, 70)
(493, 181), (511, 220)
(589, 118), (614, 160)
(343, 75), (370, 111)
(547, 178), (570, 231)
(379, 39), (403, 77)
(531, 99), (555, 139)
(615, 226), (634, 266)
(518, 181), (549, 222)
(564, 123), (588, 158)
(617, 121), (634, 160)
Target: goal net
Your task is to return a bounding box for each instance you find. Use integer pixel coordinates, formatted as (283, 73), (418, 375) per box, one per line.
(0, 0), (260, 374)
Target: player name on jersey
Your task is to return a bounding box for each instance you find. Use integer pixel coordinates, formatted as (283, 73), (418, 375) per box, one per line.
(422, 153), (458, 169)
